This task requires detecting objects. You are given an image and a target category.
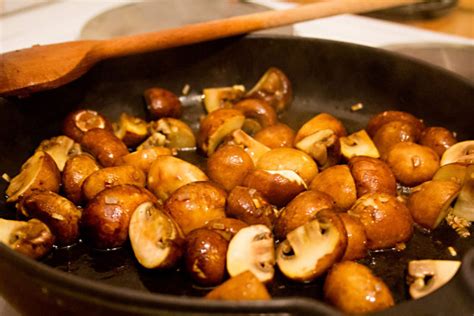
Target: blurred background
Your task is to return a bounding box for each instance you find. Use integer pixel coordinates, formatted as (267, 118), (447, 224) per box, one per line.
(0, 1), (473, 315)
(1, 0), (472, 80)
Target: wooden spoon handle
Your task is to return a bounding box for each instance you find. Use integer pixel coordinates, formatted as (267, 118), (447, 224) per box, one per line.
(94, 0), (418, 59)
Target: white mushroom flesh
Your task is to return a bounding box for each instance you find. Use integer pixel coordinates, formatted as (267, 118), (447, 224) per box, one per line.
(151, 118), (196, 150)
(340, 129), (380, 159)
(206, 115), (245, 156)
(6, 151), (45, 202)
(295, 129), (336, 166)
(408, 260), (461, 299)
(36, 135), (77, 171)
(231, 129), (270, 165)
(440, 140), (474, 166)
(226, 224), (275, 283)
(276, 218), (342, 281)
(129, 202), (183, 269)
(203, 85), (245, 113)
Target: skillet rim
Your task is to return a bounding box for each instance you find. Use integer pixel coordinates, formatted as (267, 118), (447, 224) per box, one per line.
(0, 34), (472, 315)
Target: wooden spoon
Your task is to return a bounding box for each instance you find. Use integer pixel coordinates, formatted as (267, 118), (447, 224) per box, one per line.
(0, 0), (417, 97)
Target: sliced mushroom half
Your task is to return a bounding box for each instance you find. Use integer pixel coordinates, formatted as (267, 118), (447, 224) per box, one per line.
(203, 85), (245, 113)
(198, 108), (245, 156)
(441, 140), (474, 166)
(433, 163), (468, 186)
(230, 129), (270, 165)
(129, 202), (184, 269)
(226, 224), (275, 283)
(276, 210), (347, 282)
(295, 129), (340, 169)
(36, 135), (81, 171)
(340, 129), (380, 160)
(453, 164), (474, 221)
(113, 113), (149, 147)
(149, 118), (196, 150)
(408, 260), (461, 299)
(6, 151), (61, 203)
(0, 218), (54, 259)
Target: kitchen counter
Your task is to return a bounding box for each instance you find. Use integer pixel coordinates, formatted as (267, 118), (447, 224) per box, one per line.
(0, 1), (473, 315)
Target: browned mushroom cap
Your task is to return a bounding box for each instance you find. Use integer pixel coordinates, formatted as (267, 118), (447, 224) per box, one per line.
(205, 271), (271, 300)
(113, 113), (149, 148)
(18, 191), (82, 246)
(207, 145), (254, 192)
(324, 261), (394, 314)
(254, 123), (295, 149)
(203, 85), (245, 113)
(35, 135), (81, 171)
(256, 148), (318, 186)
(63, 109), (113, 142)
(226, 224), (275, 283)
(372, 120), (420, 159)
(204, 217), (248, 241)
(420, 127), (457, 157)
(340, 130), (380, 160)
(366, 110), (424, 137)
(408, 260), (461, 299)
(348, 156), (397, 197)
(226, 186), (276, 228)
(338, 213), (368, 260)
(385, 142), (440, 187)
(129, 202), (184, 269)
(144, 87), (182, 119)
(233, 98), (278, 129)
(6, 151), (61, 203)
(198, 108), (245, 156)
(407, 180), (460, 230)
(348, 193), (413, 250)
(245, 67), (293, 113)
(441, 140), (474, 166)
(82, 185), (157, 249)
(274, 190), (336, 241)
(242, 169), (306, 208)
(185, 228), (228, 286)
(294, 113), (347, 144)
(114, 146), (174, 174)
(309, 165), (357, 210)
(148, 118), (196, 150)
(165, 181), (227, 235)
(81, 128), (129, 167)
(276, 210), (347, 282)
(63, 153), (100, 205)
(82, 165), (146, 201)
(0, 218), (54, 259)
(147, 155), (208, 201)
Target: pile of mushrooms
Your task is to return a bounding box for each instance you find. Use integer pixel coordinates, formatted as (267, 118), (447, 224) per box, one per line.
(1, 67), (472, 314)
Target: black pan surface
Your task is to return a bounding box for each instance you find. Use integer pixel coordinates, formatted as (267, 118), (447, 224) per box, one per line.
(0, 35), (473, 315)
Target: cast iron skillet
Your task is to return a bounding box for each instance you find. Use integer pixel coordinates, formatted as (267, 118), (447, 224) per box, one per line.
(0, 35), (473, 315)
